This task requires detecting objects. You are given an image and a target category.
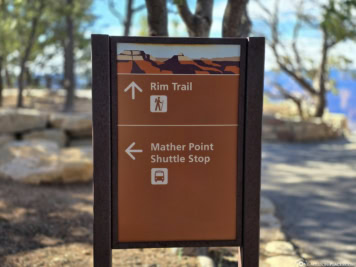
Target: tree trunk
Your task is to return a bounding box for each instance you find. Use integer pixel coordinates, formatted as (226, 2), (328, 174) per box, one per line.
(314, 29), (329, 118)
(63, 0), (75, 112)
(25, 67), (32, 88)
(314, 93), (326, 118)
(176, 0), (213, 37)
(16, 1), (44, 108)
(5, 68), (12, 88)
(45, 75), (52, 90)
(145, 0), (168, 36)
(124, 0), (134, 36)
(17, 21), (38, 107)
(223, 0), (251, 37)
(0, 56), (3, 106)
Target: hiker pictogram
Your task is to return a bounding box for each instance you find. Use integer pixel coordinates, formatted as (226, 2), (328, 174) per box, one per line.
(155, 97), (163, 111)
(150, 95), (167, 113)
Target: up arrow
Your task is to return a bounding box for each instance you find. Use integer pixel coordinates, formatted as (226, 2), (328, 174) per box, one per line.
(124, 81), (143, 100)
(125, 142), (143, 160)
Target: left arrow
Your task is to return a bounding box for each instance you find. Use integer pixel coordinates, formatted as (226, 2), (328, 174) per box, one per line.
(125, 142), (143, 160)
(124, 81), (143, 100)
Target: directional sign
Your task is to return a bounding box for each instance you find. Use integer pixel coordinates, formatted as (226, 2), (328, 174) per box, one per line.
(92, 35), (264, 267)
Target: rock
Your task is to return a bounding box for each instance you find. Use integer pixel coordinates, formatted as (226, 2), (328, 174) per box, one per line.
(69, 138), (92, 147)
(260, 214), (281, 228)
(169, 248), (180, 255)
(0, 141), (93, 184)
(264, 241), (296, 256)
(50, 113), (92, 137)
(0, 108), (48, 134)
(49, 112), (68, 128)
(264, 255), (301, 267)
(0, 134), (14, 147)
(260, 227), (286, 242)
(0, 140), (61, 184)
(197, 255), (215, 267)
(262, 113), (347, 142)
(260, 196), (275, 214)
(182, 247), (208, 256)
(23, 129), (67, 147)
(59, 146), (93, 183)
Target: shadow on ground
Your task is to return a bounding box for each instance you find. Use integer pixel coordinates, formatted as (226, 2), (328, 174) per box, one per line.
(262, 135), (356, 264)
(0, 180), (93, 265)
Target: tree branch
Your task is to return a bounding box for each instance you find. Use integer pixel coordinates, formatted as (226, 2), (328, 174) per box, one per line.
(257, 0), (318, 96)
(108, 0), (124, 24)
(132, 4), (145, 12)
(175, 0), (194, 30)
(274, 83), (305, 118)
(292, 3), (304, 73)
(175, 0), (213, 37)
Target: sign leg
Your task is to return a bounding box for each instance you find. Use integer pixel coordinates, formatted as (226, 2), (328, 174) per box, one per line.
(241, 37), (265, 266)
(92, 34), (112, 267)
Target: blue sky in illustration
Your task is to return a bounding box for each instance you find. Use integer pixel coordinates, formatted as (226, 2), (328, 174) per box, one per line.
(117, 43), (240, 59)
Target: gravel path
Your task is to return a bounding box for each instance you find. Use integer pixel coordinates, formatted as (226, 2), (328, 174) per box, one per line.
(262, 135), (356, 265)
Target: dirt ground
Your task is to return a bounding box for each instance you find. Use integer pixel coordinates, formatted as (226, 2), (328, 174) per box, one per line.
(0, 179), (200, 267)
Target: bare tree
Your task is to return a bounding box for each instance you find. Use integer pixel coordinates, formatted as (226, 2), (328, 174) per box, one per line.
(223, 0), (251, 37)
(257, 0), (356, 118)
(108, 0), (145, 36)
(145, 0), (168, 36)
(175, 0), (213, 37)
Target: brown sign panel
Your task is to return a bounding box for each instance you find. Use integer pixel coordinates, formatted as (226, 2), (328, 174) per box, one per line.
(113, 41), (244, 245)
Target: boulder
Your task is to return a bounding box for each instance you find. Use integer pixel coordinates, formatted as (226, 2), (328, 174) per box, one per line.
(69, 138), (92, 147)
(264, 256), (301, 267)
(50, 113), (92, 137)
(59, 146), (93, 183)
(0, 141), (93, 184)
(0, 140), (61, 184)
(264, 241), (296, 256)
(260, 227), (286, 242)
(197, 256), (215, 267)
(23, 129), (67, 147)
(262, 113), (347, 142)
(0, 134), (14, 147)
(0, 108), (48, 134)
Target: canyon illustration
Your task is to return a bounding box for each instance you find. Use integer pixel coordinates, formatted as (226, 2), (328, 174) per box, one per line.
(117, 50), (240, 75)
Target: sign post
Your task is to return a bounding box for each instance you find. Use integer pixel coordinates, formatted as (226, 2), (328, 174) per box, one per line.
(92, 35), (264, 267)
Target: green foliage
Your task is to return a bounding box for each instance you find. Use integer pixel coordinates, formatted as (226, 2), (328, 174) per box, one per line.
(0, 0), (95, 88)
(138, 15), (149, 36)
(321, 0), (356, 44)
